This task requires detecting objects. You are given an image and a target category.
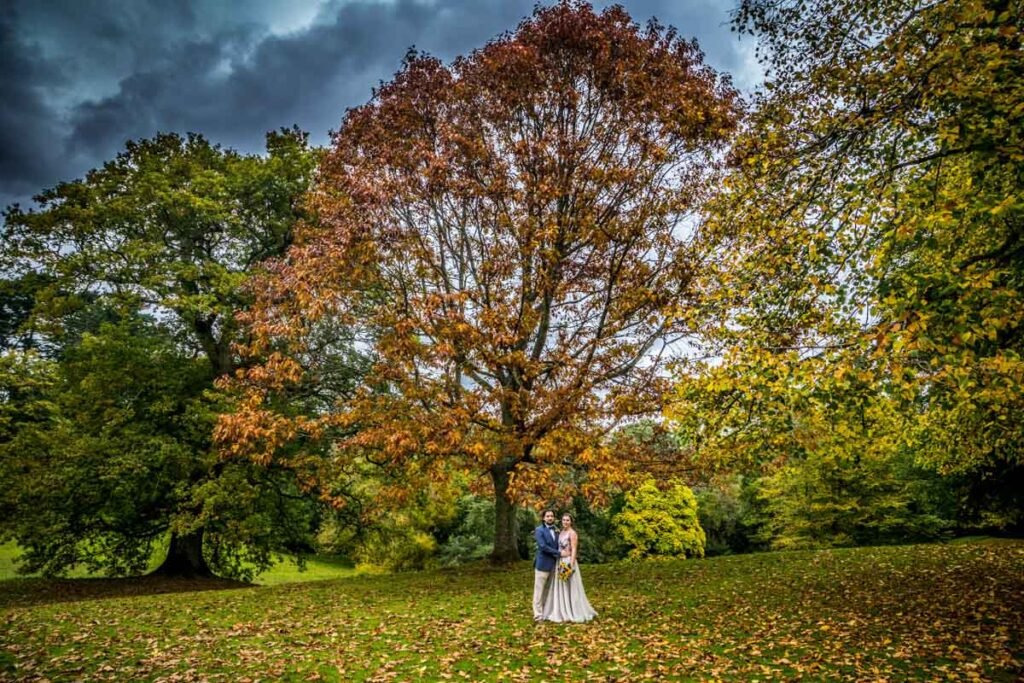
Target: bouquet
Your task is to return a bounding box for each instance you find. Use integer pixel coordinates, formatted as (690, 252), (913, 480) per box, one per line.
(557, 558), (574, 581)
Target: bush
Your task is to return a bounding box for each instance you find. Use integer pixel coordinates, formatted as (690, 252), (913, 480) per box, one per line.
(613, 479), (705, 559)
(695, 485), (742, 556)
(314, 477), (460, 572)
(353, 524), (439, 572)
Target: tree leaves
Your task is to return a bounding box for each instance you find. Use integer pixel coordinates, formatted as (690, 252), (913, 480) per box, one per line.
(221, 2), (740, 560)
(0, 130), (323, 578)
(677, 0), (1024, 486)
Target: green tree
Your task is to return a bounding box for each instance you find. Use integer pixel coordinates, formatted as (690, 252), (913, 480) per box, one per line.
(674, 0), (1022, 517)
(613, 479), (705, 559)
(759, 449), (955, 550)
(0, 315), (323, 579)
(1, 129), (323, 577)
(4, 128), (316, 377)
(747, 394), (955, 549)
(694, 475), (768, 556)
(0, 273), (52, 352)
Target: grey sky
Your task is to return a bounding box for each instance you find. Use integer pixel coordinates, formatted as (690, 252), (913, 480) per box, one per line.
(0, 0), (760, 211)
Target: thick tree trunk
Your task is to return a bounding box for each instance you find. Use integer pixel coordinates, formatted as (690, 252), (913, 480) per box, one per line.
(490, 464), (521, 563)
(153, 529), (214, 578)
(190, 313), (234, 379)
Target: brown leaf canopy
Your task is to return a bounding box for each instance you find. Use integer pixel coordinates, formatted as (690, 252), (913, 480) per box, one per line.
(221, 1), (739, 503)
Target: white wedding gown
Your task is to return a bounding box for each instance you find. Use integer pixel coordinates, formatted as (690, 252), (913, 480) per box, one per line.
(542, 532), (597, 623)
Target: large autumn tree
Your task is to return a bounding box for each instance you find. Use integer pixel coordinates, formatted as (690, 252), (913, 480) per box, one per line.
(1, 129), (325, 577)
(670, 0), (1022, 520)
(218, 2), (739, 561)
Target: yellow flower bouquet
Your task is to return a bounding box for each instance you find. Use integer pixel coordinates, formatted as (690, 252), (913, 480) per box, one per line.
(557, 558), (574, 581)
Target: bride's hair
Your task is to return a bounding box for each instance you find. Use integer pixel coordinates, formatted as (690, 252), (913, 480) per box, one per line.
(561, 512), (575, 526)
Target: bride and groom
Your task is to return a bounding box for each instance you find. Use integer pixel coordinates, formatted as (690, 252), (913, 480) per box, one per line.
(532, 509), (597, 623)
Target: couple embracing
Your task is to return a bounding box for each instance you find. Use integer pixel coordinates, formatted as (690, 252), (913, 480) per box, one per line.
(532, 510), (597, 623)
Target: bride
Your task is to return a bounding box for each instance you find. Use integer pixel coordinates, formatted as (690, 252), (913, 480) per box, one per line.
(543, 513), (597, 623)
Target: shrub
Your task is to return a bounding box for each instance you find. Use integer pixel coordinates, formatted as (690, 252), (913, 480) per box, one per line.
(613, 479), (705, 559)
(354, 524), (438, 572)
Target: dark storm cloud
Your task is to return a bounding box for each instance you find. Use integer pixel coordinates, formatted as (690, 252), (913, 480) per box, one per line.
(0, 0), (205, 208)
(0, 10), (70, 207)
(65, 0), (543, 158)
(1, 0), (754, 211)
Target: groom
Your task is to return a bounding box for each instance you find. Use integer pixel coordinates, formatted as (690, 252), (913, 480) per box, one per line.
(532, 509), (561, 621)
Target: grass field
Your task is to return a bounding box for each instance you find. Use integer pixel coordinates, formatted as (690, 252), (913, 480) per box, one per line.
(1, 539), (1022, 682)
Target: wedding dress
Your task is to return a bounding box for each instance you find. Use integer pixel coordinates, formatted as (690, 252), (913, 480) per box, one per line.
(542, 532), (597, 623)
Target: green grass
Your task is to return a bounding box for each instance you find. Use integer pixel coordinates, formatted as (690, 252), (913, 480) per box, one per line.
(2, 539), (1022, 681)
(251, 554), (356, 586)
(0, 541), (355, 585)
(0, 542), (26, 581)
(0, 541), (107, 581)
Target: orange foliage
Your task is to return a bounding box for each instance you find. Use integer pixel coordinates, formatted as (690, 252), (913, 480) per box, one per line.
(216, 1), (738, 558)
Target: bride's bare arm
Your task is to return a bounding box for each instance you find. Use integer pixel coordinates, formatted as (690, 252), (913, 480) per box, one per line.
(570, 531), (578, 565)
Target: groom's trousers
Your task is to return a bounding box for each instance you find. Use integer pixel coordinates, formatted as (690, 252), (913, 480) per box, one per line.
(533, 569), (552, 619)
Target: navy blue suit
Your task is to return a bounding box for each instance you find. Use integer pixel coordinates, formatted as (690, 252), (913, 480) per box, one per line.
(534, 524), (561, 572)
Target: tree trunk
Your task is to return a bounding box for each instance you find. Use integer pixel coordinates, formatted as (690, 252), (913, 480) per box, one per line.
(490, 464), (521, 563)
(153, 529), (214, 578)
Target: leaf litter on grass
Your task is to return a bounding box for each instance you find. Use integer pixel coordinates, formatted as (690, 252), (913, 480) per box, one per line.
(1, 539), (1022, 682)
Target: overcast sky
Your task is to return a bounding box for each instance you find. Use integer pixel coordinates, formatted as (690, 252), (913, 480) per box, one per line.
(1, 0), (761, 211)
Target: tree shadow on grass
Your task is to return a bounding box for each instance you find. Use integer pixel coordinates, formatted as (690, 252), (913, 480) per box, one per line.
(0, 575), (254, 609)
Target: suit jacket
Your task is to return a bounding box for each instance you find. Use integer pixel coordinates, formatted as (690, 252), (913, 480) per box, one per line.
(534, 524), (561, 572)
